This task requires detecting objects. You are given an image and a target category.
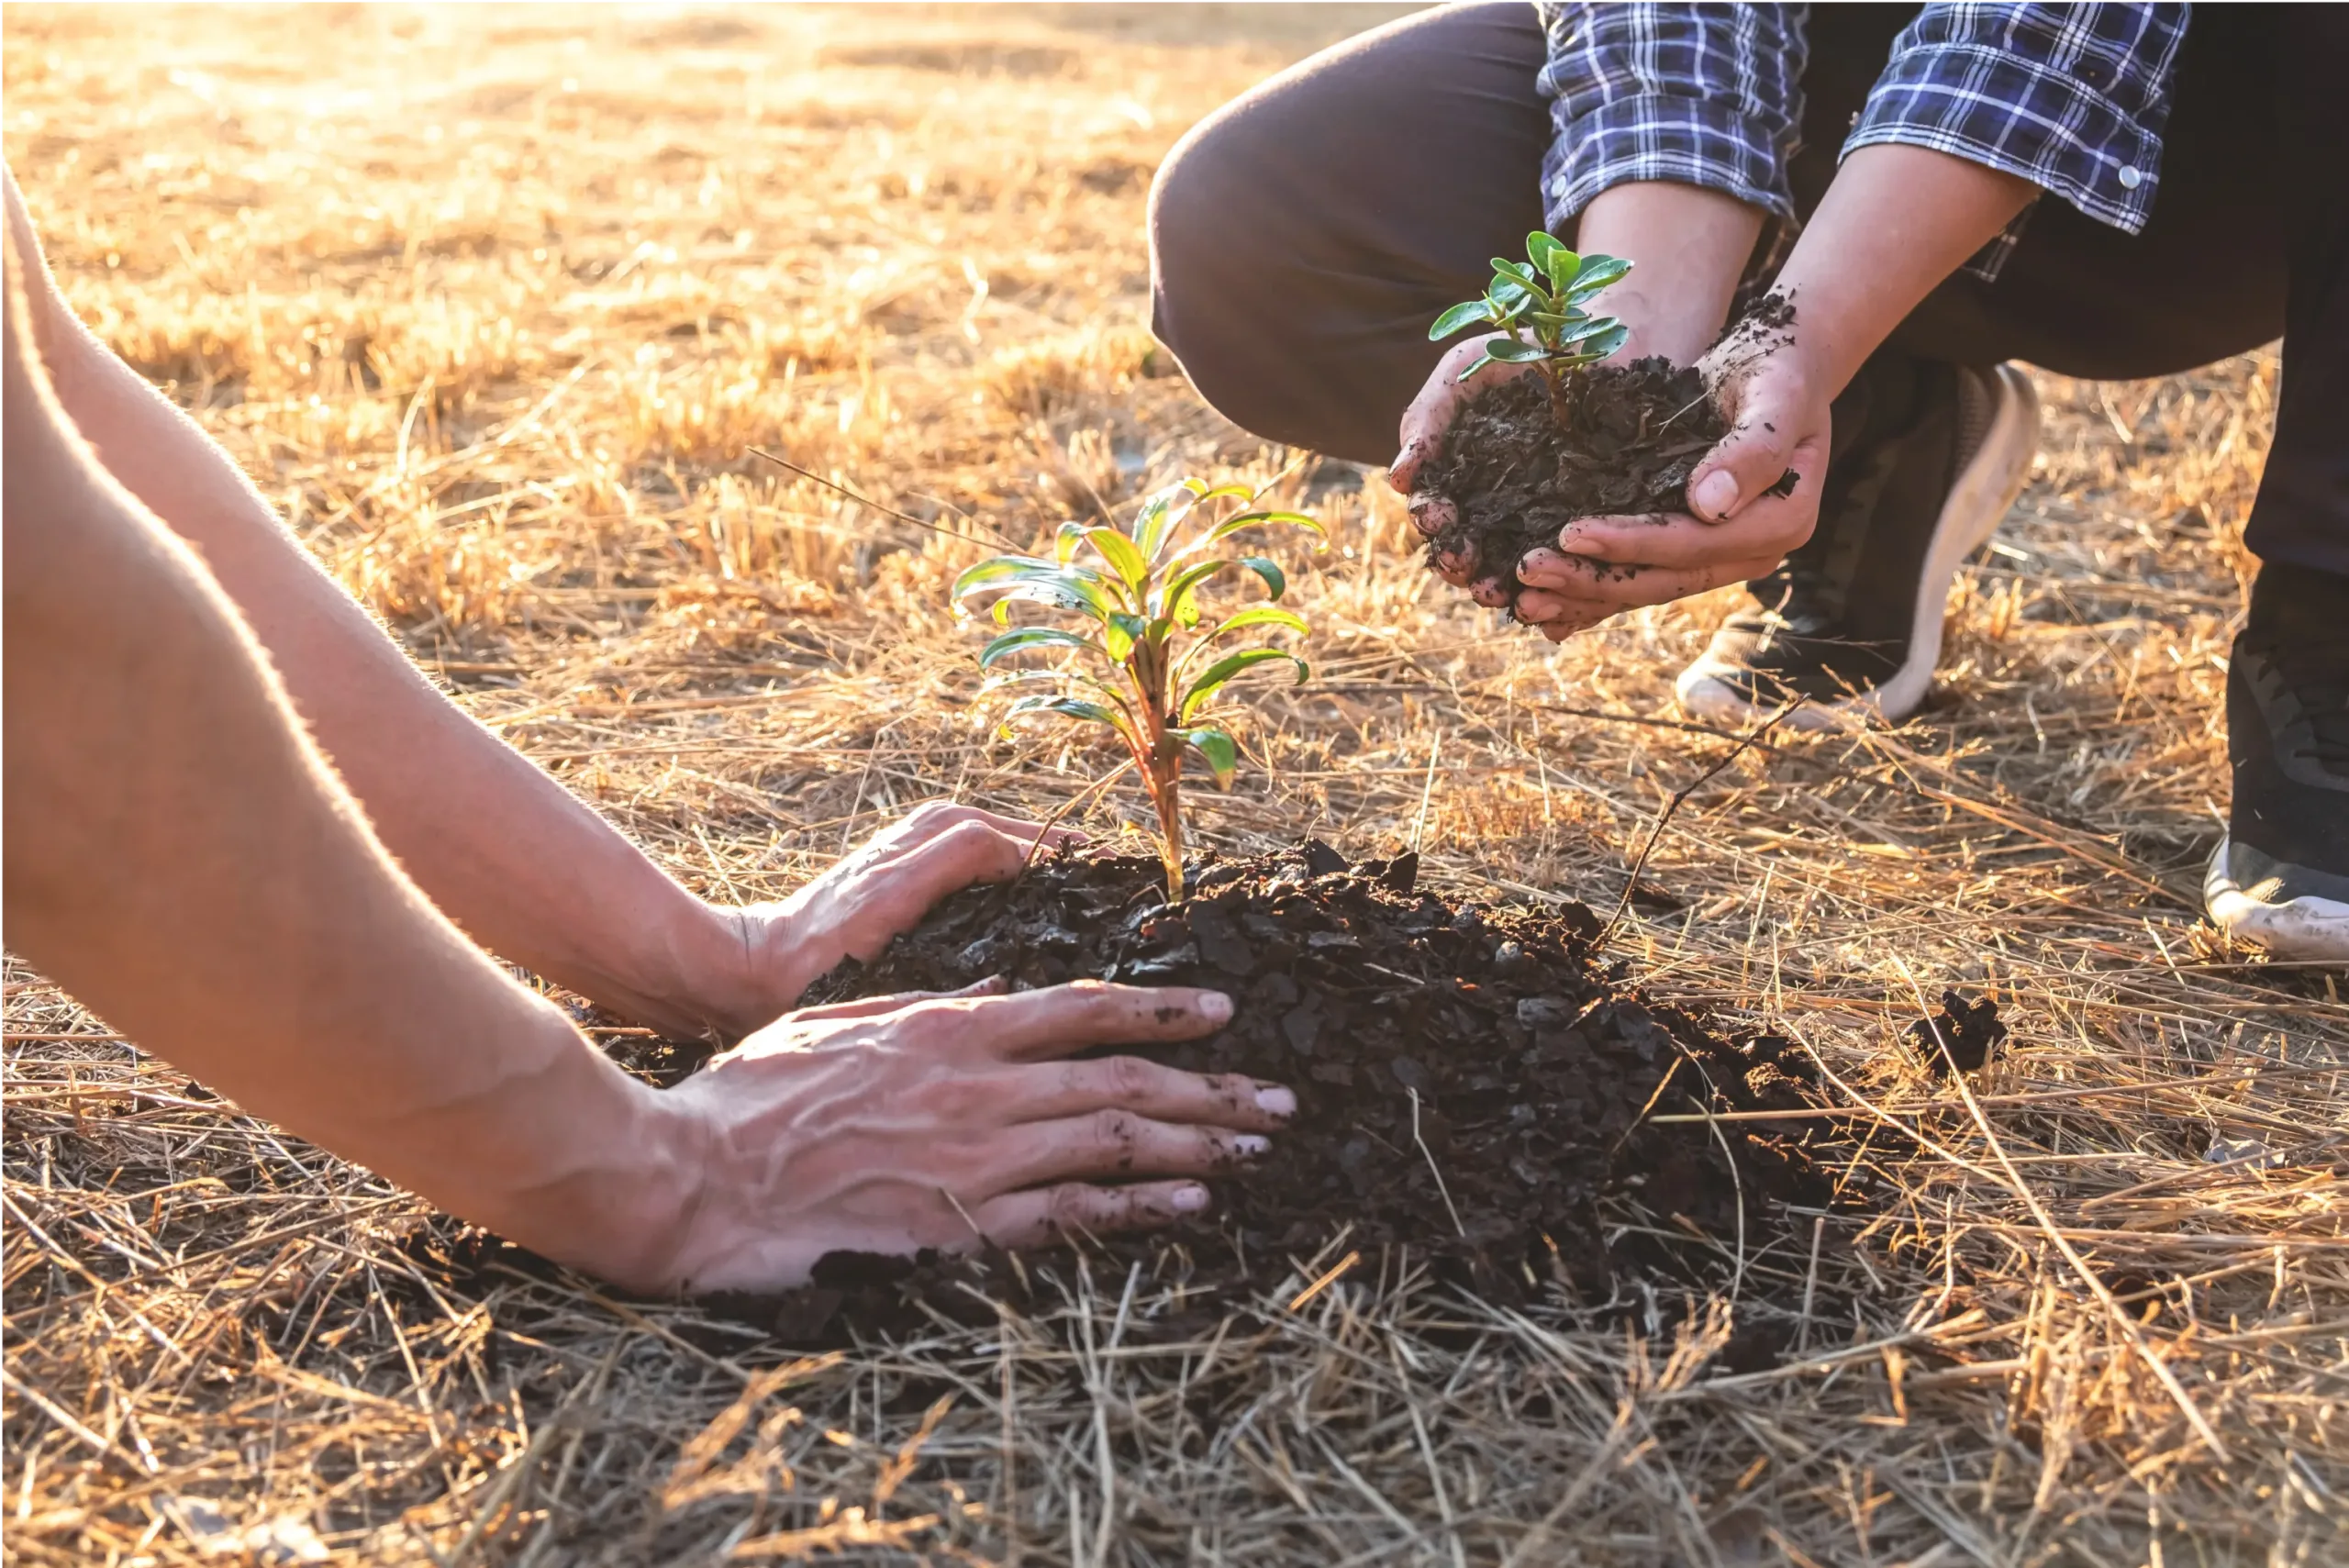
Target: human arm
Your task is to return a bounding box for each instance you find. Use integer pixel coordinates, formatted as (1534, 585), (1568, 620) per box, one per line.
(2, 167), (1008, 1043)
(2, 255), (1292, 1293)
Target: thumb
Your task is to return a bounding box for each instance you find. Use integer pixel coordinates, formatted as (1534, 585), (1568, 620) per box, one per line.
(1685, 378), (1806, 524)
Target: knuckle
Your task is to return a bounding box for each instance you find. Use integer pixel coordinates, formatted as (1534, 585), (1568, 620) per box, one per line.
(1044, 1183), (1097, 1229)
(1089, 1109), (1142, 1159)
(1105, 1054), (1155, 1100)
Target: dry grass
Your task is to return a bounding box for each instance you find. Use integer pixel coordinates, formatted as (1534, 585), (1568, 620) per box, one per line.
(5, 5), (2344, 1563)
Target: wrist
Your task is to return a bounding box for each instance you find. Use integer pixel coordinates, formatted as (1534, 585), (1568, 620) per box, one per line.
(605, 896), (774, 1044)
(1575, 181), (1764, 366)
(487, 1046), (710, 1292)
(1608, 288), (1725, 368)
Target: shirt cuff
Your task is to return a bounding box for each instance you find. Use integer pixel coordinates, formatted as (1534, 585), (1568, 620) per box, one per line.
(1542, 95), (1798, 237)
(1843, 46), (2164, 239)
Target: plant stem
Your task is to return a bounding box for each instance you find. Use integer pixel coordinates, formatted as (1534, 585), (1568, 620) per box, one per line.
(1150, 760), (1186, 901)
(1539, 361), (1573, 431)
(1130, 638), (1186, 900)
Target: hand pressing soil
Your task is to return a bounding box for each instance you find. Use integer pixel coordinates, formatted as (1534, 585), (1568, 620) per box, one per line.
(707, 843), (1834, 1345)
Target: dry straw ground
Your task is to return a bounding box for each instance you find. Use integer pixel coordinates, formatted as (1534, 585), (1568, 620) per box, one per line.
(4, 5), (2343, 1564)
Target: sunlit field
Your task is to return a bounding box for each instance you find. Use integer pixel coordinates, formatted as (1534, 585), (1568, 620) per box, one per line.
(5, 6), (2343, 1563)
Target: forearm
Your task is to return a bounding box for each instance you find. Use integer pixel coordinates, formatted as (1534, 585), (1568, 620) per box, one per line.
(1767, 145), (2036, 396)
(1575, 181), (1765, 365)
(3, 174), (754, 1040)
(2, 301), (691, 1281)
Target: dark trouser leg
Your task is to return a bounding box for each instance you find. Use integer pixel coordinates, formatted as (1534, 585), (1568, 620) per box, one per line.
(2241, 9), (2349, 576)
(1148, 2), (1551, 467)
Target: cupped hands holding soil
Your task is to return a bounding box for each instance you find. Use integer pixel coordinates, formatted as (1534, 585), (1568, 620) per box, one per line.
(1412, 295), (1797, 619)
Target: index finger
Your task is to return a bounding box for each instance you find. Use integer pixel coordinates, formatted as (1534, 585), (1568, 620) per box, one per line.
(1539, 508), (1794, 573)
(957, 980), (1235, 1062)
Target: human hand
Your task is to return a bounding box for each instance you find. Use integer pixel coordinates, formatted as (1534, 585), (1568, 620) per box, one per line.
(693, 802), (1084, 1039)
(607, 978), (1294, 1294)
(1509, 331), (1830, 641)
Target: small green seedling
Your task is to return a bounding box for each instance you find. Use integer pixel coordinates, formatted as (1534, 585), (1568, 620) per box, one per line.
(953, 478), (1319, 900)
(1429, 234), (1631, 422)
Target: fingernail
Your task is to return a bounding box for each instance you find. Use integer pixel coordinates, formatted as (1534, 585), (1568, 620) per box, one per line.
(1233, 1134), (1271, 1157)
(1255, 1085), (1297, 1118)
(1172, 1184), (1210, 1212)
(1199, 992), (1233, 1023)
(1692, 471), (1739, 518)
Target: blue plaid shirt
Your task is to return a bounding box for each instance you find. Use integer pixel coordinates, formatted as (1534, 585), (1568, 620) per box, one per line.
(1535, 3), (2190, 281)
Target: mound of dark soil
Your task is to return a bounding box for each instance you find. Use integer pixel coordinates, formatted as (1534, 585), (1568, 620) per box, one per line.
(715, 843), (1833, 1344)
(1416, 295), (1796, 615)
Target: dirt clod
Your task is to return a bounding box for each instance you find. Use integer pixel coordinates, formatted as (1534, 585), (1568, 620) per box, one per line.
(1907, 990), (2009, 1076)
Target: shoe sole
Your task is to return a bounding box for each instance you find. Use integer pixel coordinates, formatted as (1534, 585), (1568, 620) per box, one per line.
(2204, 838), (2349, 962)
(1677, 364), (2041, 731)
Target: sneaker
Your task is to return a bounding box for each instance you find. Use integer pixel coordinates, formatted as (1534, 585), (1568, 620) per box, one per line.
(1675, 357), (2039, 729)
(2204, 565), (2349, 962)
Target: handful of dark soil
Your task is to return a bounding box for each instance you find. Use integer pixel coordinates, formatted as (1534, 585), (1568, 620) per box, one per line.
(721, 844), (1830, 1344)
(1417, 358), (1724, 612)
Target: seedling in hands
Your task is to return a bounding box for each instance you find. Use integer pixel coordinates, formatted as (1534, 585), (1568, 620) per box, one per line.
(1430, 235), (1631, 425)
(953, 478), (1319, 900)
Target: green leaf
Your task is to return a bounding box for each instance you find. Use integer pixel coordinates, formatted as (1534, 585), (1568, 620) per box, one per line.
(1241, 555), (1286, 600)
(1539, 239), (1583, 294)
(1131, 480), (1202, 562)
(1489, 258), (1541, 291)
(980, 627), (1101, 666)
(1052, 521), (1088, 565)
(1569, 322), (1630, 362)
(1429, 299), (1493, 341)
(1179, 648), (1308, 721)
(1176, 726), (1239, 788)
(1158, 560), (1229, 628)
(1180, 603), (1310, 673)
(1204, 604), (1308, 640)
(1553, 314), (1624, 347)
(1104, 612), (1147, 662)
(1082, 527), (1148, 592)
(1174, 508), (1326, 562)
(1456, 350), (1500, 383)
(952, 555), (1121, 624)
(1564, 254), (1631, 299)
(1524, 230), (1562, 272)
(1482, 338), (1553, 364)
(1003, 693), (1132, 740)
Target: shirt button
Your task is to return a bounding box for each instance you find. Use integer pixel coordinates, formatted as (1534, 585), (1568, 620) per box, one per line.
(2118, 165), (2143, 190)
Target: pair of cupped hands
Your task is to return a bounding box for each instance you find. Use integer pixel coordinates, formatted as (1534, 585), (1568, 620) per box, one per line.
(1390, 324), (1831, 639)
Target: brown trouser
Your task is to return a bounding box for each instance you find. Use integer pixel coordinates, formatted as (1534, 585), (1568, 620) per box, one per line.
(1149, 4), (2346, 574)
